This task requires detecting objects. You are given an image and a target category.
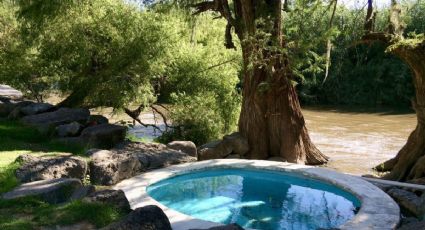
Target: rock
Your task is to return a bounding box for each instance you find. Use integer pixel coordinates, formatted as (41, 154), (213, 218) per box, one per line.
(21, 108), (90, 134)
(87, 115), (109, 126)
(70, 185), (96, 201)
(117, 142), (196, 170)
(2, 178), (82, 204)
(80, 124), (126, 149)
(198, 140), (232, 160)
(85, 148), (103, 156)
(167, 141), (197, 157)
(84, 189), (131, 212)
(198, 133), (249, 160)
(0, 100), (15, 117)
(14, 154), (39, 163)
(190, 224), (245, 230)
(89, 150), (142, 185)
(387, 188), (425, 218)
(397, 221), (425, 230)
(0, 84), (23, 100)
(20, 102), (54, 115)
(222, 132), (249, 155)
(408, 177), (425, 185)
(2, 100), (33, 119)
(15, 155), (88, 183)
(101, 205), (172, 230)
(56, 121), (83, 137)
(226, 154), (241, 159)
(268, 157), (285, 162)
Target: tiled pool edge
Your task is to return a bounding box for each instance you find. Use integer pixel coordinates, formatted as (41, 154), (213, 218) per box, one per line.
(114, 159), (400, 230)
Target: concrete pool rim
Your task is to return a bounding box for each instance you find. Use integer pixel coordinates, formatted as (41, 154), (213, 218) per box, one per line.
(114, 159), (400, 230)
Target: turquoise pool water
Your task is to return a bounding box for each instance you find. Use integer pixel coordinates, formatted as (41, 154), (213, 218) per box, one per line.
(147, 168), (361, 230)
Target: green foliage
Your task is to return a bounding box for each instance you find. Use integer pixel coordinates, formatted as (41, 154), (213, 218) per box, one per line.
(1, 0), (164, 107)
(0, 197), (125, 229)
(159, 92), (239, 145)
(0, 162), (20, 194)
(283, 0), (418, 107)
(152, 8), (241, 144)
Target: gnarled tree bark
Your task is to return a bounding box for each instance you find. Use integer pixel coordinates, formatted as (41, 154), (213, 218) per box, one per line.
(362, 0), (425, 181)
(194, 0), (328, 164)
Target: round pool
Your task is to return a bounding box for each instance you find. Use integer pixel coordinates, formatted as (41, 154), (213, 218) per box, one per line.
(114, 159), (400, 230)
(147, 168), (360, 229)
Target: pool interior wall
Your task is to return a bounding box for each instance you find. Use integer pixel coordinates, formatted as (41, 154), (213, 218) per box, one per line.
(147, 168), (361, 230)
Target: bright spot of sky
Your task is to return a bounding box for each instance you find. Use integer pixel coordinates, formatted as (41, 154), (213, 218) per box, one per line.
(340, 0), (391, 9)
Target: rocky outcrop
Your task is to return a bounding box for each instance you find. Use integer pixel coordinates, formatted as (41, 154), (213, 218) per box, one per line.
(83, 189), (131, 212)
(15, 154), (88, 183)
(1, 100), (33, 118)
(89, 150), (142, 185)
(101, 205), (172, 230)
(21, 108), (90, 134)
(198, 133), (249, 160)
(80, 124), (126, 149)
(56, 121), (83, 137)
(2, 178), (82, 204)
(223, 133), (249, 155)
(89, 142), (196, 185)
(167, 141), (197, 157)
(387, 188), (425, 218)
(190, 224), (245, 230)
(20, 102), (54, 116)
(87, 115), (109, 126)
(118, 142), (196, 170)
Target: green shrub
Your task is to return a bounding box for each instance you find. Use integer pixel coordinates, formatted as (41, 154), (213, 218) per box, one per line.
(159, 91), (240, 145)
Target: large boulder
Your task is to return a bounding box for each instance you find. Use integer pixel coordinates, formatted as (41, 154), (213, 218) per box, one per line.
(222, 132), (249, 155)
(87, 115), (109, 126)
(0, 100), (33, 118)
(20, 102), (55, 116)
(101, 205), (172, 230)
(117, 142), (196, 170)
(15, 154), (88, 183)
(80, 124), (126, 149)
(2, 178), (82, 204)
(56, 121), (83, 137)
(83, 189), (131, 212)
(21, 108), (90, 134)
(387, 188), (425, 218)
(167, 141), (197, 157)
(0, 84), (23, 100)
(198, 140), (231, 160)
(198, 133), (249, 160)
(89, 150), (142, 185)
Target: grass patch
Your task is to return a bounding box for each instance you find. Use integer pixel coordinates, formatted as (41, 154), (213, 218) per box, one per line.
(0, 162), (20, 194)
(0, 120), (86, 168)
(126, 133), (152, 143)
(0, 197), (125, 229)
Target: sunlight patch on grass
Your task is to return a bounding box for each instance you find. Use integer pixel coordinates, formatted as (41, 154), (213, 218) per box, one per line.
(0, 198), (125, 229)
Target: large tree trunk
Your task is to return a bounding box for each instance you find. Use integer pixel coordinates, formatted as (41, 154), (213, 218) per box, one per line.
(235, 0), (328, 164)
(375, 41), (425, 181)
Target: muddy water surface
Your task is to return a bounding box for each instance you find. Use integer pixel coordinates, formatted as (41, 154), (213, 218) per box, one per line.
(303, 107), (416, 175)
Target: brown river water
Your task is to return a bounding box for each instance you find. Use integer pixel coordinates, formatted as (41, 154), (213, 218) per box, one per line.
(303, 107), (416, 175)
(104, 106), (417, 176)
